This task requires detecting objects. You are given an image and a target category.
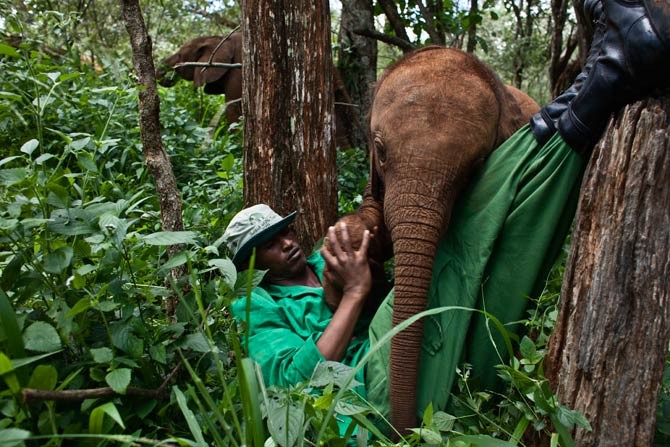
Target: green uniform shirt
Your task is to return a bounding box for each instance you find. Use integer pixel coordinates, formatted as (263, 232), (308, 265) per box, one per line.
(231, 252), (370, 390)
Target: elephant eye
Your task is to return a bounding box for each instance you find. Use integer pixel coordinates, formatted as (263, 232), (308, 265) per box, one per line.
(373, 136), (386, 165)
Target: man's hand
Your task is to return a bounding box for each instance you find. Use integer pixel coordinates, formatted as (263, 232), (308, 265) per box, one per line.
(316, 223), (373, 361)
(320, 223), (372, 300)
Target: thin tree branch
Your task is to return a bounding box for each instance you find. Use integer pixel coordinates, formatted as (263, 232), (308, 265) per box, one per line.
(174, 62), (242, 69)
(121, 0), (187, 316)
(22, 363), (181, 404)
(353, 28), (416, 52)
(416, 0), (444, 45)
(377, 0), (411, 43)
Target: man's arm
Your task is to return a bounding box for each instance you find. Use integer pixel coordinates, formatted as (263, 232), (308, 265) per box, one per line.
(317, 223), (372, 361)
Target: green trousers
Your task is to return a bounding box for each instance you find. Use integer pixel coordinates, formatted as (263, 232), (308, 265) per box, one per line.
(366, 125), (586, 418)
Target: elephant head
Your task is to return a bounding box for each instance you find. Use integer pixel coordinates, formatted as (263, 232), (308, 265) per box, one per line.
(156, 34), (243, 124)
(360, 46), (538, 431)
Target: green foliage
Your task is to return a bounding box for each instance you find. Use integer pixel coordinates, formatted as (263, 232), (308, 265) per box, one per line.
(0, 30), (245, 445)
(1, 5), (667, 447)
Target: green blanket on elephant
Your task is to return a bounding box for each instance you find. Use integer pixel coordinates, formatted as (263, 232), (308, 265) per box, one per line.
(365, 125), (586, 419)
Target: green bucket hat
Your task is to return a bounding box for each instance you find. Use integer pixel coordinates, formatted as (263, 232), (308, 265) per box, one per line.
(223, 204), (297, 268)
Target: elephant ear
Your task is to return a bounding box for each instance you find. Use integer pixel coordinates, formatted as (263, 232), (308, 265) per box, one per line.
(193, 38), (235, 90)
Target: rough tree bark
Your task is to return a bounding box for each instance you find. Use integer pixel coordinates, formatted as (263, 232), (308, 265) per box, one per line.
(337, 0), (377, 149)
(121, 0), (186, 314)
(242, 0), (338, 252)
(546, 96), (670, 445)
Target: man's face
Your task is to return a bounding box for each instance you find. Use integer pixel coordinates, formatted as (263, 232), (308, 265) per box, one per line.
(255, 227), (307, 280)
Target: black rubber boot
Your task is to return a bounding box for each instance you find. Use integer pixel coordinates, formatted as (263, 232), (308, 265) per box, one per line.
(557, 0), (670, 153)
(530, 0), (605, 145)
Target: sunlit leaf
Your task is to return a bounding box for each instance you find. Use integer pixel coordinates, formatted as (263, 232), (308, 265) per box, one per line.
(0, 428), (31, 447)
(27, 364), (58, 390)
(310, 361), (362, 390)
(0, 43), (20, 57)
(23, 321), (62, 352)
(141, 231), (200, 246)
(409, 427), (442, 444)
(20, 139), (39, 155)
(90, 347), (113, 363)
(105, 368), (131, 394)
(89, 401), (125, 433)
(0, 168), (28, 185)
(208, 258), (236, 288)
(267, 396), (304, 447)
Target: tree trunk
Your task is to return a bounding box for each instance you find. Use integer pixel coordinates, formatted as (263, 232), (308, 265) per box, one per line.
(337, 0), (376, 149)
(121, 0), (186, 315)
(549, 0), (590, 96)
(546, 96), (670, 445)
(242, 0), (338, 252)
(466, 0), (479, 53)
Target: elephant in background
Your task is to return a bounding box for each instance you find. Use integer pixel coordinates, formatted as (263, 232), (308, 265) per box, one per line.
(156, 34), (243, 125)
(156, 34), (364, 149)
(336, 46), (539, 431)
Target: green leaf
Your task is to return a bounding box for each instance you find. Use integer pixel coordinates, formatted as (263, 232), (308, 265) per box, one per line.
(27, 364), (58, 390)
(43, 246), (73, 274)
(208, 258), (237, 289)
(77, 152), (98, 173)
(451, 434), (517, 446)
(173, 386), (207, 447)
(432, 411), (455, 432)
(69, 136), (91, 150)
(35, 153), (55, 165)
(334, 400), (369, 416)
(0, 352), (21, 394)
(23, 321), (62, 352)
(89, 401), (125, 433)
(410, 427), (442, 444)
(519, 336), (536, 360)
(90, 347), (113, 363)
(178, 333), (211, 353)
(149, 344), (166, 364)
(11, 351), (60, 369)
(160, 251), (189, 271)
(556, 405), (592, 431)
(239, 358), (266, 447)
(0, 428), (31, 447)
(234, 268), (268, 296)
(0, 168), (28, 186)
(48, 208), (98, 236)
(67, 298), (91, 318)
(141, 231), (200, 246)
(20, 139), (39, 155)
(0, 288), (25, 359)
(105, 368), (131, 394)
(0, 43), (20, 57)
(310, 361), (362, 390)
(267, 396), (304, 447)
(0, 156), (22, 167)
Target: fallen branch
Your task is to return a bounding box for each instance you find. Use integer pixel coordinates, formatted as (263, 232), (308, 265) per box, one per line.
(23, 362), (181, 404)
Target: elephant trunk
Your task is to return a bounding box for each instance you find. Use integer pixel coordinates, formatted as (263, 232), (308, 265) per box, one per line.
(385, 187), (451, 432)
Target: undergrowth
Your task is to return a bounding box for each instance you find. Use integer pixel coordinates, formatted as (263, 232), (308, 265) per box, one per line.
(1, 16), (669, 447)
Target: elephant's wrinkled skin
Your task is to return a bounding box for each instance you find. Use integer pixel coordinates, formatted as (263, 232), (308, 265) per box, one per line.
(347, 46), (539, 431)
(156, 34), (243, 125)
